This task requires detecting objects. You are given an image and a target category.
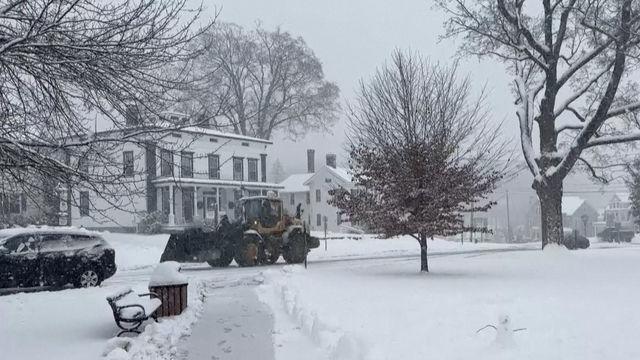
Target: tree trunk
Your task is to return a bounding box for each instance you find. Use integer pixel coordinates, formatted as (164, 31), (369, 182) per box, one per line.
(419, 234), (428, 272)
(536, 180), (564, 249)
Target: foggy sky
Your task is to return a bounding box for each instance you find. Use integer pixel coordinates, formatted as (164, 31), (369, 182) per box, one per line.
(192, 1), (626, 224)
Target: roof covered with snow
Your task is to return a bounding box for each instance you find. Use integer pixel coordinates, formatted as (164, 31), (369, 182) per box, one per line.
(279, 173), (314, 193)
(614, 193), (630, 203)
(302, 166), (353, 187)
(562, 196), (585, 216)
(328, 167), (353, 183)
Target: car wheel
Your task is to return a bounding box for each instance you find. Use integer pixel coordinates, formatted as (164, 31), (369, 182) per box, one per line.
(75, 269), (101, 288)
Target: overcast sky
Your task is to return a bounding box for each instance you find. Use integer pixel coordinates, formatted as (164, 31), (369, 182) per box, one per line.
(205, 0), (517, 172)
(187, 1), (626, 219)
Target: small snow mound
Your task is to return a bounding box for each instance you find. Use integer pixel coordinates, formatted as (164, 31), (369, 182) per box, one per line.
(149, 261), (188, 287)
(542, 243), (571, 257)
(105, 348), (129, 360)
(282, 264), (307, 274)
(102, 337), (133, 356)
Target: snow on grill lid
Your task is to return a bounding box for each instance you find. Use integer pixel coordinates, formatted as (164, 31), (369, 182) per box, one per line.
(149, 261), (188, 287)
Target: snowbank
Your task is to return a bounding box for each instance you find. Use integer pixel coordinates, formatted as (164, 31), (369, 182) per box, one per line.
(259, 249), (640, 360)
(102, 279), (209, 360)
(257, 266), (385, 360)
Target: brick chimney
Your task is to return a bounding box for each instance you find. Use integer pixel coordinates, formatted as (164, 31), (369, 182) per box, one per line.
(307, 149), (315, 173)
(326, 153), (337, 169)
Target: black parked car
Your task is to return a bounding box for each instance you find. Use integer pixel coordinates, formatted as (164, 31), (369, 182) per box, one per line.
(0, 228), (117, 289)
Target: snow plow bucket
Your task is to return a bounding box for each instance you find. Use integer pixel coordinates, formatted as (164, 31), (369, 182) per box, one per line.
(307, 235), (320, 249)
(160, 228), (220, 263)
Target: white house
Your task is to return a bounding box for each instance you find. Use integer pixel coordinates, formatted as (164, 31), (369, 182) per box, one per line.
(603, 193), (636, 230)
(68, 111), (283, 232)
(279, 150), (359, 233)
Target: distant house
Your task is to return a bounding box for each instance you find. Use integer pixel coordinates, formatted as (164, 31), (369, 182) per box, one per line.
(602, 193), (637, 231)
(279, 150), (360, 233)
(525, 196), (599, 239)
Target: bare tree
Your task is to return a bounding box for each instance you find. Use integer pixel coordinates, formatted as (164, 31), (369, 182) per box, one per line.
(330, 50), (511, 272)
(436, 0), (640, 248)
(0, 0), (215, 224)
(346, 50), (517, 177)
(190, 22), (341, 140)
(270, 158), (286, 184)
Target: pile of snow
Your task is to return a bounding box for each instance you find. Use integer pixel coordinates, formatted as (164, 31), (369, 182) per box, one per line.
(101, 233), (169, 271)
(102, 279), (209, 360)
(149, 261), (188, 287)
(259, 248), (640, 360)
(258, 265), (384, 360)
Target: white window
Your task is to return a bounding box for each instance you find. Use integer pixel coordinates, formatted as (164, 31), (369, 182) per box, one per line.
(290, 193), (295, 206)
(316, 189), (321, 202)
(316, 213), (322, 226)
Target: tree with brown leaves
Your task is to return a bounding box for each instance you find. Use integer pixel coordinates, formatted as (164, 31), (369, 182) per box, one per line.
(329, 50), (511, 272)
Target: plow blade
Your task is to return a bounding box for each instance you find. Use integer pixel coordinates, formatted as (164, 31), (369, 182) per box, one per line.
(160, 228), (221, 263)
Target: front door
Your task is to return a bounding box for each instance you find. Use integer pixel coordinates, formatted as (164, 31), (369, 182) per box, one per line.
(205, 196), (217, 220)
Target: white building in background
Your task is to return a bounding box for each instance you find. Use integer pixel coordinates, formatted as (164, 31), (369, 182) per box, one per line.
(69, 111), (283, 232)
(279, 150), (360, 233)
(603, 193), (636, 230)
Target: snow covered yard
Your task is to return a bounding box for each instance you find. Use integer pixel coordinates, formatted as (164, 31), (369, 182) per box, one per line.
(0, 279), (208, 360)
(307, 235), (537, 262)
(258, 246), (640, 360)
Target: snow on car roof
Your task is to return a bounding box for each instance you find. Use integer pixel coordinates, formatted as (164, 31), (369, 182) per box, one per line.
(0, 226), (99, 240)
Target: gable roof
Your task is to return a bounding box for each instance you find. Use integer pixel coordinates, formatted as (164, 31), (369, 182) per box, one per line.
(279, 173), (314, 193)
(327, 167), (352, 183)
(302, 165), (352, 187)
(562, 196), (585, 216)
(613, 193), (630, 203)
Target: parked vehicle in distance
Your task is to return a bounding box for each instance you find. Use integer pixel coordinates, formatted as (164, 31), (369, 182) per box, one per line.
(597, 227), (635, 243)
(0, 227), (116, 289)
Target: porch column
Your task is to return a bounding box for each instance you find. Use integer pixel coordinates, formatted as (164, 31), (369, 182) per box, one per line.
(193, 186), (199, 220)
(168, 185), (175, 226)
(215, 187), (220, 224)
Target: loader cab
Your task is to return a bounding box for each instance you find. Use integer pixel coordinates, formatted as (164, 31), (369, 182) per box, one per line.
(240, 194), (283, 229)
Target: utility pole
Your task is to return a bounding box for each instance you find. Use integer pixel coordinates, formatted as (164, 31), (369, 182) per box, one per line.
(506, 190), (512, 243)
(470, 212), (474, 243)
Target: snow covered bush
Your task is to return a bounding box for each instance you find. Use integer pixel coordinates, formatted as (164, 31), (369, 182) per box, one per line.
(137, 212), (167, 235)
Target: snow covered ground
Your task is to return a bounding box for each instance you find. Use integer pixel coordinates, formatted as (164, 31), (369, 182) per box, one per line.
(5, 227), (634, 360)
(0, 278), (208, 360)
(258, 246), (640, 360)
(102, 231), (536, 272)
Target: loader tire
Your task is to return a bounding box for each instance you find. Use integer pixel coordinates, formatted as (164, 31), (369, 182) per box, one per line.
(264, 247), (280, 265)
(283, 235), (306, 264)
(234, 235), (260, 267)
(206, 248), (234, 268)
